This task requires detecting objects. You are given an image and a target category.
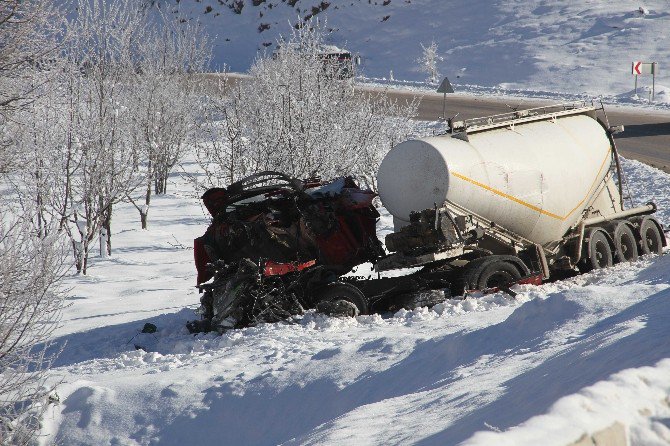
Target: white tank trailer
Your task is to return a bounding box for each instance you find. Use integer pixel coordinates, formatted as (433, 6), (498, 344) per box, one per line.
(375, 102), (665, 294)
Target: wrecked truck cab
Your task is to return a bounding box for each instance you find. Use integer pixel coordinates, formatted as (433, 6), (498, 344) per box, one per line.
(190, 171), (384, 332)
(194, 171), (383, 283)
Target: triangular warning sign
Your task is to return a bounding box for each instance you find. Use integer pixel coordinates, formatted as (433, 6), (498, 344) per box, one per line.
(437, 77), (454, 93)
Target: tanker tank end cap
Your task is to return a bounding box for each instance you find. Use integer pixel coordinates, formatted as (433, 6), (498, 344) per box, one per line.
(609, 125), (624, 134)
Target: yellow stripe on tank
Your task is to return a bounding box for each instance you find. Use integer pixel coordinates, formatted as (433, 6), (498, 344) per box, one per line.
(451, 149), (612, 221)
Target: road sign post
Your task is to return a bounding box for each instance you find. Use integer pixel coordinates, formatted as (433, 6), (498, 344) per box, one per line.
(437, 77), (454, 120)
(649, 62), (658, 102)
(632, 61), (658, 103)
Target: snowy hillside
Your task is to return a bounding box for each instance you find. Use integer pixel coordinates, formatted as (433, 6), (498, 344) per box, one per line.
(154, 0), (670, 99)
(38, 155), (670, 445)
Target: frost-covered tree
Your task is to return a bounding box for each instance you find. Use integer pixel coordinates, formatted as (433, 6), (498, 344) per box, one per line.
(0, 219), (66, 445)
(9, 88), (70, 240)
(0, 3), (67, 443)
(0, 0), (63, 114)
(10, 64), (108, 273)
(11, 0), (146, 272)
(126, 13), (210, 229)
(62, 0), (151, 264)
(197, 82), (246, 186)
(0, 0), (64, 173)
(417, 41), (443, 84)
(9, 0), (209, 265)
(198, 22), (418, 191)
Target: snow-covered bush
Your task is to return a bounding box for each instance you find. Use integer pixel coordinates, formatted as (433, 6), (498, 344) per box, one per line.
(197, 22), (418, 191)
(417, 41), (443, 84)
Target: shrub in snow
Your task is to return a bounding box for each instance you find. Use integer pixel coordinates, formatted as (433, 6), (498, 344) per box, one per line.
(417, 41), (443, 85)
(197, 21), (418, 191)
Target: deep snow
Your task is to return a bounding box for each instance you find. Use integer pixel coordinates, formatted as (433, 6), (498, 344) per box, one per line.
(36, 154), (670, 446)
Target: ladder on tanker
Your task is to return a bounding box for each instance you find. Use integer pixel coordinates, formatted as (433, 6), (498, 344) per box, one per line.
(448, 100), (597, 134)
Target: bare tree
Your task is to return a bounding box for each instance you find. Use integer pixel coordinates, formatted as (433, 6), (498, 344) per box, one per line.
(24, 0), (182, 270)
(0, 218), (66, 445)
(126, 12), (210, 229)
(417, 41), (443, 84)
(197, 22), (418, 191)
(0, 0), (64, 173)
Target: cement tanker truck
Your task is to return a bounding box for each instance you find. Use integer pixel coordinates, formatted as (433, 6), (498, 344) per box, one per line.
(375, 101), (665, 294)
(189, 102), (666, 332)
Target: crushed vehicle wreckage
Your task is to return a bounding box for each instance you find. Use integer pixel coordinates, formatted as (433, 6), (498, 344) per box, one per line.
(189, 171), (384, 333)
(189, 102), (665, 333)
(189, 171), (458, 333)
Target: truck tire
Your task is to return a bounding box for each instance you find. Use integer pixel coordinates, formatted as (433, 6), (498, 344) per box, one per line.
(386, 291), (449, 311)
(612, 222), (638, 263)
(313, 282), (368, 316)
(463, 256), (526, 292)
(638, 218), (664, 255)
(579, 229), (613, 272)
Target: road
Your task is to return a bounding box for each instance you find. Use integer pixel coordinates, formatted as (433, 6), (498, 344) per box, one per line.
(201, 73), (670, 173)
(383, 88), (670, 173)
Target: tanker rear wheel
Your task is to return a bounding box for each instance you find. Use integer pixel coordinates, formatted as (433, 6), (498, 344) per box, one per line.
(579, 229), (613, 273)
(638, 218), (663, 255)
(613, 223), (638, 263)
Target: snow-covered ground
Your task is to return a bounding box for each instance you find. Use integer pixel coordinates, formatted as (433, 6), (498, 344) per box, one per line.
(36, 155), (670, 446)
(23, 2), (670, 443)
(152, 0), (670, 103)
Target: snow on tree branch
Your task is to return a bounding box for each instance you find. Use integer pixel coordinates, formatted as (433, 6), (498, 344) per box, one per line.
(417, 40), (443, 85)
(0, 218), (66, 445)
(197, 20), (418, 192)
